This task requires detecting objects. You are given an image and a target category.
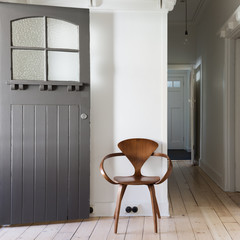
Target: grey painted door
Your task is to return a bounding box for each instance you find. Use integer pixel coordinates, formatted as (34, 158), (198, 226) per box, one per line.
(0, 2), (90, 225)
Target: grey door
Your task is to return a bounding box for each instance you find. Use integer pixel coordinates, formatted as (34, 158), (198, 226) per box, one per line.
(0, 2), (90, 225)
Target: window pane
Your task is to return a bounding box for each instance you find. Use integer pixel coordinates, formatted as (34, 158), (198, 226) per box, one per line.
(12, 50), (45, 80)
(173, 81), (181, 88)
(47, 18), (79, 49)
(11, 17), (45, 47)
(168, 81), (173, 88)
(48, 51), (79, 81)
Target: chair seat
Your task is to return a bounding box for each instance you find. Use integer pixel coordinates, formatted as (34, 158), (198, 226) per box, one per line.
(113, 175), (160, 185)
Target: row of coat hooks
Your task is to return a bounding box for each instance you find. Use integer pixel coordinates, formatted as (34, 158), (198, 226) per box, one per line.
(8, 81), (84, 92)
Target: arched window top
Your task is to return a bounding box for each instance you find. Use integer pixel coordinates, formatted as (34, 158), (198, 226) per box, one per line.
(11, 17), (45, 48)
(47, 18), (79, 50)
(11, 17), (79, 50)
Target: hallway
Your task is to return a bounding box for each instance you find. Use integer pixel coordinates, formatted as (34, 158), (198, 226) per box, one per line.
(1, 161), (240, 239)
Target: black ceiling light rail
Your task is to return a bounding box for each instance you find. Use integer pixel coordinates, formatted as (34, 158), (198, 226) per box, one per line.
(185, 0), (188, 35)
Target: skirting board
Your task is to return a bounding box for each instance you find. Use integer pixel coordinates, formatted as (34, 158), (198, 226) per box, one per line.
(90, 202), (170, 217)
(200, 160), (224, 189)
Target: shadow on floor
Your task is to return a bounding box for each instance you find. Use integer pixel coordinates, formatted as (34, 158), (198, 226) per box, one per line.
(168, 149), (191, 160)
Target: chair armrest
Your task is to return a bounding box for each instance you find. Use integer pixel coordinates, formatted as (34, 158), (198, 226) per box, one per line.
(100, 153), (125, 185)
(151, 152), (173, 184)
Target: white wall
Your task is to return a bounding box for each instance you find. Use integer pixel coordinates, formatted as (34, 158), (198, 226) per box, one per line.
(168, 23), (196, 64)
(0, 0), (27, 3)
(90, 10), (169, 216)
(196, 0), (240, 189)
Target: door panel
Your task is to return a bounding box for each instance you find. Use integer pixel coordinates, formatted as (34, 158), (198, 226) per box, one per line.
(11, 105), (23, 224)
(23, 105), (35, 223)
(0, 2), (90, 225)
(46, 105), (57, 221)
(8, 105), (83, 223)
(68, 105), (80, 219)
(35, 105), (47, 223)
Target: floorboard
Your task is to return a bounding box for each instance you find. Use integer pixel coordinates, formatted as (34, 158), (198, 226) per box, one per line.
(160, 218), (178, 240)
(89, 217), (113, 240)
(17, 224), (48, 240)
(71, 218), (98, 240)
(107, 217), (129, 240)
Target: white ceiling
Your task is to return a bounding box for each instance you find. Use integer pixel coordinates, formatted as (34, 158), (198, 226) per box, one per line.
(168, 0), (208, 24)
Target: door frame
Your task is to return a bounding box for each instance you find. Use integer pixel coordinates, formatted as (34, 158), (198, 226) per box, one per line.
(168, 64), (193, 153)
(222, 37), (236, 192)
(168, 64), (203, 164)
(168, 71), (185, 149)
(193, 59), (203, 166)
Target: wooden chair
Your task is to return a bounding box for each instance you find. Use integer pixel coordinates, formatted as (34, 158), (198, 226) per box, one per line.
(100, 138), (173, 233)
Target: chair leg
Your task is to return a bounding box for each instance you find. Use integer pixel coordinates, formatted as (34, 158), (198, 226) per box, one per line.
(148, 184), (158, 233)
(152, 186), (161, 219)
(114, 184), (127, 219)
(114, 184), (127, 234)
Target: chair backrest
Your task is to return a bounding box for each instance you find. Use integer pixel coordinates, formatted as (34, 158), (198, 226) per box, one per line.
(118, 138), (158, 177)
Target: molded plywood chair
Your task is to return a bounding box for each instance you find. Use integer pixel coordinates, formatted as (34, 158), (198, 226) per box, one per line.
(100, 138), (173, 233)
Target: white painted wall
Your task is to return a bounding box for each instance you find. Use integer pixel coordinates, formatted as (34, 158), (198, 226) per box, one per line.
(195, 0), (240, 189)
(90, 10), (169, 216)
(0, 0), (27, 3)
(168, 23), (196, 64)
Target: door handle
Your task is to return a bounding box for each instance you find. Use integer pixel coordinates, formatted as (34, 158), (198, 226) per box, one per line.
(81, 113), (88, 120)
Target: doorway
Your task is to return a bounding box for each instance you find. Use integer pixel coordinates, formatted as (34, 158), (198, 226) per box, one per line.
(167, 68), (191, 160)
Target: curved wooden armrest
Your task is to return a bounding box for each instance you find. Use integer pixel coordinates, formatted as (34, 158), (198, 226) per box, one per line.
(151, 152), (173, 184)
(100, 153), (125, 185)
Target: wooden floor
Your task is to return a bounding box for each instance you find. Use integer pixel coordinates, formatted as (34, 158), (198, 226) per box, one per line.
(1, 160), (240, 240)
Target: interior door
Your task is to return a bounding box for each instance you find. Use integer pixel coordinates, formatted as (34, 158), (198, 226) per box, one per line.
(0, 2), (90, 225)
(168, 75), (184, 149)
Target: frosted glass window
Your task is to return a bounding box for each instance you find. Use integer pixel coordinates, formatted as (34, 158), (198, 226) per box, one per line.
(48, 51), (79, 81)
(11, 17), (81, 82)
(12, 50), (45, 80)
(173, 81), (181, 88)
(11, 17), (45, 47)
(168, 81), (173, 88)
(47, 18), (79, 49)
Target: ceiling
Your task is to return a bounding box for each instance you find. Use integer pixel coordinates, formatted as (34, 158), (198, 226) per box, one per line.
(168, 0), (208, 24)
